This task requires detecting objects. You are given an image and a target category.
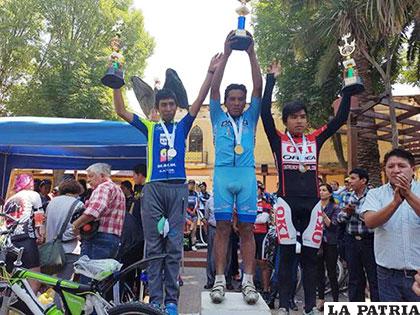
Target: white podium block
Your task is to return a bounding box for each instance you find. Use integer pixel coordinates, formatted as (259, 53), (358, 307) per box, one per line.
(201, 292), (271, 315)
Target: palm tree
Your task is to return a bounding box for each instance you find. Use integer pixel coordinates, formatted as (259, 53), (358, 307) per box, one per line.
(255, 0), (420, 185)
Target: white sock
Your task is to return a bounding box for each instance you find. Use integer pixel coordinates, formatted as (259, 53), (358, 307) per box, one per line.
(215, 274), (226, 286)
(242, 273), (254, 285)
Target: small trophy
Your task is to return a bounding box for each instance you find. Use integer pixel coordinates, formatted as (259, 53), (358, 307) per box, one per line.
(231, 0), (252, 51)
(338, 33), (364, 95)
(101, 35), (125, 89)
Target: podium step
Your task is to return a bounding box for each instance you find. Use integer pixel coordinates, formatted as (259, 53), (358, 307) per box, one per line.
(200, 292), (271, 315)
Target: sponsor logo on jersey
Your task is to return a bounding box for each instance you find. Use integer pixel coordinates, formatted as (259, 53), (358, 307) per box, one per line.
(281, 141), (317, 164)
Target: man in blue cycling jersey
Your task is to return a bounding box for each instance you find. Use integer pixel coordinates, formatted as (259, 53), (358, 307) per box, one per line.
(209, 32), (262, 305)
(112, 54), (222, 315)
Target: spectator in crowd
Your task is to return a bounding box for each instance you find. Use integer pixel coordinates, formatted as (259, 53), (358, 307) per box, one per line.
(361, 148), (420, 302)
(329, 181), (340, 192)
(198, 182), (211, 217)
(414, 271), (420, 296)
(316, 184), (340, 311)
(34, 178), (42, 193)
(3, 174), (44, 292)
(129, 164), (147, 257)
(204, 195), (232, 290)
(112, 54), (222, 314)
(255, 184), (272, 302)
(337, 168), (379, 302)
(71, 163), (126, 284)
(45, 179), (84, 280)
(78, 179), (92, 203)
(187, 179), (199, 251)
(39, 179), (52, 210)
(116, 164), (147, 297)
(120, 180), (134, 210)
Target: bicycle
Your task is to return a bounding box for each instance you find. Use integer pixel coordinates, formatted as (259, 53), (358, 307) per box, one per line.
(0, 212), (165, 315)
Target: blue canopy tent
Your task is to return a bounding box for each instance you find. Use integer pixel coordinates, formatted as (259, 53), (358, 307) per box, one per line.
(0, 117), (147, 197)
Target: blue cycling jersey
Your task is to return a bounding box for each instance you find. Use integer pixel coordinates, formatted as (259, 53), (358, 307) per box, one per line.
(210, 96), (261, 167)
(130, 113), (195, 182)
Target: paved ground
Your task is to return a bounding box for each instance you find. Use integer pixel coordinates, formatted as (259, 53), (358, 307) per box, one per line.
(178, 267), (348, 315)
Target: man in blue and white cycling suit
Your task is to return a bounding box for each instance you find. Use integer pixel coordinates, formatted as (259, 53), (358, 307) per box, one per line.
(209, 31), (262, 305)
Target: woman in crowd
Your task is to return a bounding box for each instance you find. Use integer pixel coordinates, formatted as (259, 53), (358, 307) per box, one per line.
(45, 179), (84, 280)
(316, 183), (340, 310)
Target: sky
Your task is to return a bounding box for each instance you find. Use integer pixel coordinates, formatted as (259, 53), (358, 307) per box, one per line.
(127, 0), (256, 115)
(127, 0), (420, 115)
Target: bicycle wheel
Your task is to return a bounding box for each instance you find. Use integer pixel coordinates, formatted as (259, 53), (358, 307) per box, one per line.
(107, 302), (165, 315)
(0, 297), (33, 315)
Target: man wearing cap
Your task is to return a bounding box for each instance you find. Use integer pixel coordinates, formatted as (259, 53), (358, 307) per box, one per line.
(112, 55), (222, 314)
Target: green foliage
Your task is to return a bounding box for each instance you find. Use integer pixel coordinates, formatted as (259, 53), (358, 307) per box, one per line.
(1, 0), (154, 119)
(253, 0), (341, 127)
(253, 0), (420, 127)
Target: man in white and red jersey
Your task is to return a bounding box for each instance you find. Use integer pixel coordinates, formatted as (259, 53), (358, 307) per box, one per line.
(261, 62), (353, 315)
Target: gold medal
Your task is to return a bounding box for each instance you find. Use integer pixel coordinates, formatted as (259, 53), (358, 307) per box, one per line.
(234, 144), (244, 155)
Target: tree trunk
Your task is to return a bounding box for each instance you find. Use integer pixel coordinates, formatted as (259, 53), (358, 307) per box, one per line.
(353, 51), (382, 186)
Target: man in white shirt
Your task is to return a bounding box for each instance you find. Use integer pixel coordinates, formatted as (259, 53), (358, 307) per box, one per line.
(361, 148), (420, 302)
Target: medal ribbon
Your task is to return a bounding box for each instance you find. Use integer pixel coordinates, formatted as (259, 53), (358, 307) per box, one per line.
(227, 113), (244, 147)
(160, 120), (177, 149)
(286, 131), (307, 167)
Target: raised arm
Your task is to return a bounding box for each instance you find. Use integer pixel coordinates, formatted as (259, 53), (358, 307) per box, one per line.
(113, 89), (134, 123)
(261, 61), (281, 152)
(210, 32), (235, 100)
(189, 53), (223, 117)
(246, 35), (262, 98)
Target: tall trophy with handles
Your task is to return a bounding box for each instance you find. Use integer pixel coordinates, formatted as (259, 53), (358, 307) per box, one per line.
(101, 34), (125, 89)
(230, 0), (252, 51)
(338, 33), (364, 95)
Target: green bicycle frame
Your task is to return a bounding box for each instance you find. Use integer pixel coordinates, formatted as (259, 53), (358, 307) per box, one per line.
(3, 267), (95, 315)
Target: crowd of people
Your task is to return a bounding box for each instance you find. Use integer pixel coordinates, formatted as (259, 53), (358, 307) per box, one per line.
(0, 31), (419, 315)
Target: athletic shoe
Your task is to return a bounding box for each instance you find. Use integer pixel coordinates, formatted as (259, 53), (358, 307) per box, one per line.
(241, 281), (259, 304)
(289, 298), (298, 311)
(278, 308), (289, 315)
(304, 307), (321, 315)
(210, 282), (225, 304)
(191, 245), (197, 251)
(165, 303), (178, 315)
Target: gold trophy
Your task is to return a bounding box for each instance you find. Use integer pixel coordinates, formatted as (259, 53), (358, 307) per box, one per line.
(338, 33), (364, 94)
(101, 35), (125, 89)
(230, 0), (252, 51)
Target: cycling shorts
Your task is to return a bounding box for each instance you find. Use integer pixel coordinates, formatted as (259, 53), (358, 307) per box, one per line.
(213, 166), (257, 223)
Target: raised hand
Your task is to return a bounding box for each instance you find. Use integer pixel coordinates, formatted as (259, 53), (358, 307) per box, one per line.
(224, 31), (236, 57)
(208, 53), (224, 73)
(268, 60), (282, 78)
(245, 31), (255, 56)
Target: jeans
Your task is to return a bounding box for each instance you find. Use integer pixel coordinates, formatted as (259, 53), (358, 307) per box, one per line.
(377, 266), (420, 302)
(347, 235), (379, 302)
(80, 232), (120, 284)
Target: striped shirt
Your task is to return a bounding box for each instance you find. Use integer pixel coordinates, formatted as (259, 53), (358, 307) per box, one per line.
(85, 179), (126, 237)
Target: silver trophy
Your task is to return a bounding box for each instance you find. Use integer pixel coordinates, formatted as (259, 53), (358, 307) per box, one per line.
(338, 33), (364, 95)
